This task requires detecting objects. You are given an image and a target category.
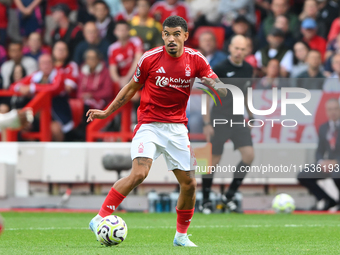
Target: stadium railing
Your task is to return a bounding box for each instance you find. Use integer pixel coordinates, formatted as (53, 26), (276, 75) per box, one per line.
(86, 101), (133, 142)
(0, 90), (52, 141)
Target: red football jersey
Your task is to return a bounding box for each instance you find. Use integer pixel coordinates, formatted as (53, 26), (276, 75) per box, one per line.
(133, 46), (217, 125)
(55, 61), (79, 90)
(46, 0), (78, 15)
(150, 1), (193, 29)
(108, 37), (144, 76)
(0, 3), (8, 29)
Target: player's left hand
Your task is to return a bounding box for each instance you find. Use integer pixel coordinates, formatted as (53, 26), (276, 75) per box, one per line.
(86, 109), (108, 122)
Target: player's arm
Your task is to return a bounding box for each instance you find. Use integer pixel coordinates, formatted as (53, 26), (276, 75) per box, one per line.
(201, 76), (227, 97)
(86, 79), (143, 122)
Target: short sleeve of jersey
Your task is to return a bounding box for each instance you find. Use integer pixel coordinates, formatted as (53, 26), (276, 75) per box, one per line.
(196, 53), (218, 80)
(133, 53), (149, 84)
(108, 45), (118, 65)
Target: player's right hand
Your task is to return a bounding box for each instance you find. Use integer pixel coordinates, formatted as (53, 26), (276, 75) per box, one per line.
(203, 124), (214, 142)
(86, 109), (108, 122)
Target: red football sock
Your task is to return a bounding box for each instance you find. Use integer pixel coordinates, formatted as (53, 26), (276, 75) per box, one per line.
(98, 187), (126, 217)
(176, 207), (195, 234)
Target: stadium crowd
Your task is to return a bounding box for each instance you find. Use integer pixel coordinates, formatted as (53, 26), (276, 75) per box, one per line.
(0, 0), (339, 141)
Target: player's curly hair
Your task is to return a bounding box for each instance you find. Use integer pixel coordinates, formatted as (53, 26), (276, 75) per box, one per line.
(163, 16), (188, 32)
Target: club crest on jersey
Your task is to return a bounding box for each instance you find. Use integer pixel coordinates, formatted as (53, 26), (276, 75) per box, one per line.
(138, 142), (144, 153)
(185, 64), (191, 77)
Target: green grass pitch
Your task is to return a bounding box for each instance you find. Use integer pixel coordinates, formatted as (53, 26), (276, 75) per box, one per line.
(0, 211), (339, 255)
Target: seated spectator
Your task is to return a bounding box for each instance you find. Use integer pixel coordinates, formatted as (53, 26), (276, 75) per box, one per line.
(23, 32), (51, 61)
(108, 20), (143, 88)
(8, 64), (29, 110)
(14, 0), (43, 38)
(260, 0), (299, 40)
(44, 0), (78, 44)
(130, 0), (163, 51)
(323, 53), (340, 92)
(77, 0), (96, 25)
(301, 18), (327, 61)
(150, 0), (193, 30)
(93, 0), (116, 44)
(223, 16), (253, 50)
(0, 44), (6, 66)
(115, 0), (137, 22)
(254, 59), (287, 89)
(291, 41), (310, 78)
(255, 28), (293, 77)
(1, 41), (38, 90)
(296, 50), (325, 89)
(318, 0), (338, 38)
(51, 4), (84, 53)
(76, 48), (114, 140)
(10, 64), (26, 86)
(274, 15), (296, 49)
(73, 22), (110, 66)
(326, 33), (340, 62)
(0, 1), (9, 46)
(103, 0), (123, 17)
(53, 41), (79, 95)
(198, 31), (227, 69)
(10, 54), (74, 141)
(298, 0), (327, 39)
(218, 0), (255, 27)
(297, 98), (340, 211)
(244, 37), (257, 69)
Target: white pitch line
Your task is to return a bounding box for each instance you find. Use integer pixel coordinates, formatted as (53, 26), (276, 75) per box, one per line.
(5, 224), (340, 231)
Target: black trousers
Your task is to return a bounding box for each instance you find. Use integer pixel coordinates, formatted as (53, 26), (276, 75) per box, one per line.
(297, 165), (340, 202)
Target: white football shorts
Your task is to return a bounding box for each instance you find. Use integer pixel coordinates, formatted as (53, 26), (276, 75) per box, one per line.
(131, 122), (196, 171)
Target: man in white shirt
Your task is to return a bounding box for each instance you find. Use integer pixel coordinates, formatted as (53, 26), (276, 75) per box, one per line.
(1, 41), (38, 89)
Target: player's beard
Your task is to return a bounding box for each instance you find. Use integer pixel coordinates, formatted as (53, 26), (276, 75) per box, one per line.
(167, 43), (178, 55)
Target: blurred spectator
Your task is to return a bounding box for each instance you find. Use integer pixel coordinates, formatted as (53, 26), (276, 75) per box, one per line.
(296, 50), (325, 89)
(78, 48), (113, 110)
(297, 98), (340, 211)
(255, 28), (293, 77)
(77, 0), (96, 25)
(318, 0), (339, 38)
(93, 0), (117, 44)
(115, 0), (137, 22)
(261, 0), (299, 40)
(274, 15), (296, 49)
(1, 41), (38, 89)
(52, 41), (79, 95)
(301, 18), (327, 61)
(108, 20), (143, 88)
(23, 32), (51, 61)
(198, 31), (227, 69)
(103, 0), (123, 17)
(150, 0), (193, 30)
(51, 4), (84, 53)
(76, 48), (114, 140)
(298, 0), (327, 39)
(8, 64), (29, 109)
(188, 0), (220, 27)
(255, 59), (287, 89)
(130, 0), (163, 51)
(0, 1), (9, 46)
(244, 37), (257, 69)
(73, 22), (110, 66)
(323, 53), (340, 92)
(0, 43), (6, 66)
(44, 0), (78, 44)
(291, 41), (310, 78)
(326, 33), (340, 61)
(223, 16), (253, 50)
(10, 54), (74, 141)
(14, 0), (43, 38)
(218, 0), (255, 27)
(10, 64), (26, 85)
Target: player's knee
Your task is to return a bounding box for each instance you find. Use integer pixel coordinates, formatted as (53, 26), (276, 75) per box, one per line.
(241, 149), (254, 165)
(181, 178), (196, 194)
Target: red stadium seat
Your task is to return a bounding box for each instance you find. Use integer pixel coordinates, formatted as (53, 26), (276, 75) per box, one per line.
(69, 99), (84, 128)
(192, 26), (225, 50)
